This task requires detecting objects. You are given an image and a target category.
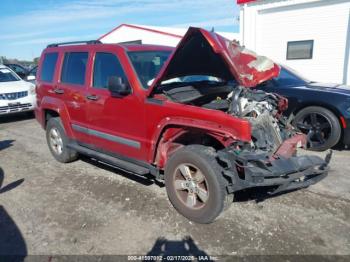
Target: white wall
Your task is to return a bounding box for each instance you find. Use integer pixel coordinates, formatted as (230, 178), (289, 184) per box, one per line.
(100, 24), (240, 47)
(100, 26), (182, 47)
(240, 0), (350, 85)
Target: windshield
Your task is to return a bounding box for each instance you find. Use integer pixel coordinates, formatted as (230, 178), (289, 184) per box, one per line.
(128, 50), (172, 89)
(0, 68), (20, 82)
(161, 75), (223, 85)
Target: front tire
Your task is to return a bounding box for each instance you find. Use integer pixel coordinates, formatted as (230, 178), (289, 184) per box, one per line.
(293, 106), (341, 151)
(164, 145), (229, 224)
(46, 117), (78, 163)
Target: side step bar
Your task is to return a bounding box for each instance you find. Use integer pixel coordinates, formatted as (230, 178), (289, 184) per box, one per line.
(67, 143), (150, 175)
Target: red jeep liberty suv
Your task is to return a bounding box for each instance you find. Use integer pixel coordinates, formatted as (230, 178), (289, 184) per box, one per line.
(35, 28), (331, 223)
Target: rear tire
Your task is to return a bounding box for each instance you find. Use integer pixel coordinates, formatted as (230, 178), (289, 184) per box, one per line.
(164, 145), (230, 224)
(46, 117), (78, 163)
(293, 106), (341, 151)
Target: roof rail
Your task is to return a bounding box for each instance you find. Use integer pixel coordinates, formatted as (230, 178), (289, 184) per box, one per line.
(47, 40), (102, 48)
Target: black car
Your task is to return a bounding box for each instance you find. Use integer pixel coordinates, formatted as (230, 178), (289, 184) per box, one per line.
(257, 66), (350, 151)
(4, 63), (29, 79)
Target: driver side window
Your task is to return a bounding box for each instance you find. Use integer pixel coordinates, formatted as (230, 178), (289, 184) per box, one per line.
(14, 65), (25, 74)
(93, 52), (129, 89)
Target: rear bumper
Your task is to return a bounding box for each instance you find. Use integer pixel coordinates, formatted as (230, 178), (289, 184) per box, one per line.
(218, 149), (331, 195)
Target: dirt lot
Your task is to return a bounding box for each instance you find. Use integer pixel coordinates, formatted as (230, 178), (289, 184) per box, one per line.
(1, 113), (350, 257)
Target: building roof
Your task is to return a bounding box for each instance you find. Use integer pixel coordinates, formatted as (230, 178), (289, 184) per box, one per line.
(99, 24), (183, 41)
(99, 24), (240, 46)
(237, 0), (257, 4)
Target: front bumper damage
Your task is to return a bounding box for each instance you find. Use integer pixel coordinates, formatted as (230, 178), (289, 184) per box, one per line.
(218, 148), (332, 195)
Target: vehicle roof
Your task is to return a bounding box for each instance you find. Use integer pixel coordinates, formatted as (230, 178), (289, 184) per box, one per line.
(44, 43), (174, 52)
(0, 64), (9, 69)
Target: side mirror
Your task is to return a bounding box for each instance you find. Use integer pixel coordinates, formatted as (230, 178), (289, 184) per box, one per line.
(107, 76), (131, 97)
(27, 75), (36, 81)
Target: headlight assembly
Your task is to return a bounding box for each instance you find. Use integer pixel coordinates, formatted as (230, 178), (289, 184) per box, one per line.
(29, 84), (36, 95)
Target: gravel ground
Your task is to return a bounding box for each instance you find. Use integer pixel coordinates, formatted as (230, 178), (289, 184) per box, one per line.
(0, 113), (349, 257)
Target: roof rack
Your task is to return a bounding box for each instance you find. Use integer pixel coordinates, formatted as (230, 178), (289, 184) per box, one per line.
(47, 40), (102, 48)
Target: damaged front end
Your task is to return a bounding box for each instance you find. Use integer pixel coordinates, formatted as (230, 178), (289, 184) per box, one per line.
(218, 86), (331, 194)
(218, 142), (331, 195)
(149, 27), (331, 194)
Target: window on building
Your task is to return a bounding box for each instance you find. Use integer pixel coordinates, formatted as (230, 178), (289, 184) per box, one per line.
(61, 52), (88, 85)
(41, 52), (58, 82)
(287, 40), (314, 60)
(93, 52), (129, 89)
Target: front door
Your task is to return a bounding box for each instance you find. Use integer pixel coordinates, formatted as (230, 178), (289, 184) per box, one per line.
(85, 51), (146, 161)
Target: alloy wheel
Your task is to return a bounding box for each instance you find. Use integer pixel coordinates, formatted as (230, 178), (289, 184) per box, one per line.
(296, 112), (332, 148)
(49, 127), (63, 155)
(173, 163), (209, 209)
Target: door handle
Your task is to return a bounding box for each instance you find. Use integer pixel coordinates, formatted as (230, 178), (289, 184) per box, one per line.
(53, 88), (64, 94)
(86, 94), (100, 101)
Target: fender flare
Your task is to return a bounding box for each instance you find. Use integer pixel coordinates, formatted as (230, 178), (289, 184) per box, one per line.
(40, 96), (74, 138)
(148, 116), (249, 166)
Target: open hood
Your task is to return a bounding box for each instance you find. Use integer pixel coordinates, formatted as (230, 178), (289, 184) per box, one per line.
(149, 27), (280, 94)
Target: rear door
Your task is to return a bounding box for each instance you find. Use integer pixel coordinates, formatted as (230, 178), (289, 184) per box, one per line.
(37, 51), (59, 117)
(85, 49), (146, 161)
(57, 50), (91, 144)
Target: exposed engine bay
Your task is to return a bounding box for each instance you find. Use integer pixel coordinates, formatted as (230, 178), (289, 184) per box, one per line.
(161, 80), (297, 154)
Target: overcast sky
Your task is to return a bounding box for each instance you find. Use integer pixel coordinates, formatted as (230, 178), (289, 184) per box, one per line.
(0, 0), (239, 61)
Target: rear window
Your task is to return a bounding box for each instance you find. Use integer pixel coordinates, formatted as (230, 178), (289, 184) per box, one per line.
(61, 52), (88, 85)
(41, 52), (58, 83)
(274, 67), (308, 87)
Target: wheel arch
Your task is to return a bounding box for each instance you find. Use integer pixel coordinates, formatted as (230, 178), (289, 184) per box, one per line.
(44, 109), (60, 127)
(40, 96), (74, 137)
(150, 122), (235, 169)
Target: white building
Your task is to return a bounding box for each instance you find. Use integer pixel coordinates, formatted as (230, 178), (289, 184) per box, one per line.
(99, 24), (240, 47)
(238, 0), (350, 85)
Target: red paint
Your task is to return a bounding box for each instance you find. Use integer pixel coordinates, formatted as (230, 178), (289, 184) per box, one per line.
(340, 116), (347, 128)
(154, 128), (186, 168)
(98, 24), (183, 41)
(237, 0), (257, 4)
(272, 134), (307, 160)
(35, 37), (252, 167)
(149, 27), (280, 91)
(36, 27), (283, 170)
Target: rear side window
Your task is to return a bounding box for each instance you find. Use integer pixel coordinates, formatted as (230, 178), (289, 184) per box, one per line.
(93, 52), (129, 89)
(274, 67), (307, 87)
(61, 52), (88, 85)
(41, 52), (58, 82)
